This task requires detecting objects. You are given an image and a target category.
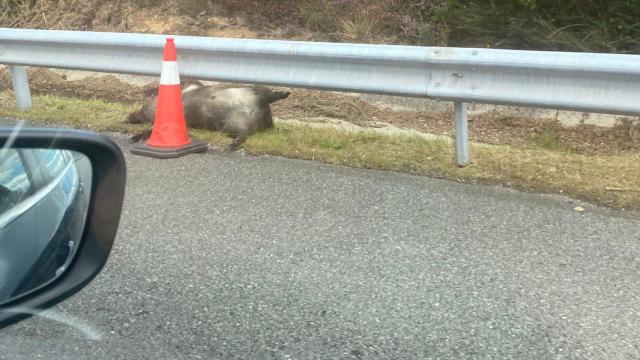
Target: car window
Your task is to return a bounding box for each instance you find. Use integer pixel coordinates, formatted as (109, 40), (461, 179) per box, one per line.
(0, 149), (32, 214)
(32, 149), (71, 182)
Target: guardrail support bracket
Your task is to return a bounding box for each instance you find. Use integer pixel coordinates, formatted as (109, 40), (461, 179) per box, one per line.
(454, 101), (470, 167)
(10, 65), (32, 111)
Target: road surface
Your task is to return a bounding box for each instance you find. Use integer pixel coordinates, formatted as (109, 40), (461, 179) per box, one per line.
(1, 134), (639, 359)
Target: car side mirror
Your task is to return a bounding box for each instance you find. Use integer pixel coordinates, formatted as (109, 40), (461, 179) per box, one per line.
(0, 127), (125, 328)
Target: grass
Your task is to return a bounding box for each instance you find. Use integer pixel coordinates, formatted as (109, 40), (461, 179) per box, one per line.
(530, 126), (563, 151)
(1, 93), (639, 210)
(338, 17), (384, 42)
(0, 94), (143, 132)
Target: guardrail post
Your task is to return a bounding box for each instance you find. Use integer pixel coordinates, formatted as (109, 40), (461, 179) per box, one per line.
(10, 65), (32, 111)
(454, 101), (470, 167)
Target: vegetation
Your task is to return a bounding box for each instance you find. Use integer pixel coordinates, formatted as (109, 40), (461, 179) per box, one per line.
(1, 1), (638, 208)
(189, 0), (640, 52)
(1, 93), (638, 210)
(530, 126), (563, 151)
(440, 0), (640, 53)
(2, 0), (639, 53)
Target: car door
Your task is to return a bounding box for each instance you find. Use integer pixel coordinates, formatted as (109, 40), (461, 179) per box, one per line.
(27, 149), (77, 254)
(8, 149), (85, 300)
(0, 149), (38, 301)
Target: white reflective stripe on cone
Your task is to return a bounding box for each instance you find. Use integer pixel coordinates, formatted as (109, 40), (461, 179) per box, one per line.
(160, 61), (180, 85)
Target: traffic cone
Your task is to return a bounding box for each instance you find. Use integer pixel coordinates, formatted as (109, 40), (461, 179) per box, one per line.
(131, 37), (207, 158)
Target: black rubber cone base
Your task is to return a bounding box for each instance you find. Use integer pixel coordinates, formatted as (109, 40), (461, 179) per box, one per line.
(131, 139), (208, 159)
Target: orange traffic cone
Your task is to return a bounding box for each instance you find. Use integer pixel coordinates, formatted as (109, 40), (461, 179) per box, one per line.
(131, 37), (207, 158)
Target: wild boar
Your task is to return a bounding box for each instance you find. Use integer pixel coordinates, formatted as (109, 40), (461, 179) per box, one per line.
(126, 80), (290, 149)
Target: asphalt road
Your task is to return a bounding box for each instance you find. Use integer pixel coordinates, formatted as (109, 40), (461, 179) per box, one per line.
(1, 134), (639, 359)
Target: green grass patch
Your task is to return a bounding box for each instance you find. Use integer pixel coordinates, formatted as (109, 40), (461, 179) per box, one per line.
(0, 94), (143, 133)
(1, 93), (639, 210)
(530, 126), (562, 151)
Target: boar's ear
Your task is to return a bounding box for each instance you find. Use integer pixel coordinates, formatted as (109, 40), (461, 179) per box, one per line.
(183, 79), (205, 87)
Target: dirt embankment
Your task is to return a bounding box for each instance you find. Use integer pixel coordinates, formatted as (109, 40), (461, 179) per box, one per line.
(1, 67), (638, 155)
(0, 0), (300, 40)
(0, 0), (446, 44)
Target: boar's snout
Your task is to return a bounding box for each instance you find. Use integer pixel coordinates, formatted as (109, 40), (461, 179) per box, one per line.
(124, 109), (149, 124)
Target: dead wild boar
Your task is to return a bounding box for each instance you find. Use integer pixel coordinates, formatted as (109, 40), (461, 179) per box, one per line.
(125, 80), (291, 149)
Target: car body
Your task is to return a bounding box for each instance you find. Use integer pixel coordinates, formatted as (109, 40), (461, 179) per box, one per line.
(0, 148), (90, 303)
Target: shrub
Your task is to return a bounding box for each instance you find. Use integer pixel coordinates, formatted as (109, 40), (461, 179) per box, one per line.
(438, 0), (640, 53)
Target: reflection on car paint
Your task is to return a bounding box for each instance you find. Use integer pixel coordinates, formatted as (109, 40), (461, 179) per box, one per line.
(0, 149), (91, 304)
(0, 150), (31, 214)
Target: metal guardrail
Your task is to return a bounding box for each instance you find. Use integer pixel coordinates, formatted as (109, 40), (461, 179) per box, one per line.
(2, 28), (640, 165)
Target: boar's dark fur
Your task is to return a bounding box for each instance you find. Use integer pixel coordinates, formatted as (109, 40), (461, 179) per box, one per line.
(126, 80), (290, 149)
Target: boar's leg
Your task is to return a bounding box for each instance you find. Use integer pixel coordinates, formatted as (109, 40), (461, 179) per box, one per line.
(222, 111), (253, 151)
(130, 128), (152, 143)
(228, 134), (248, 151)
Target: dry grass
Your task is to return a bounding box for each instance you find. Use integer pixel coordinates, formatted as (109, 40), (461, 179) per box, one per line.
(0, 68), (156, 104)
(1, 92), (638, 210)
(338, 17), (385, 42)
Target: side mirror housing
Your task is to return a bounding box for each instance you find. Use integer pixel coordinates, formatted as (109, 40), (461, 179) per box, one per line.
(0, 127), (125, 328)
